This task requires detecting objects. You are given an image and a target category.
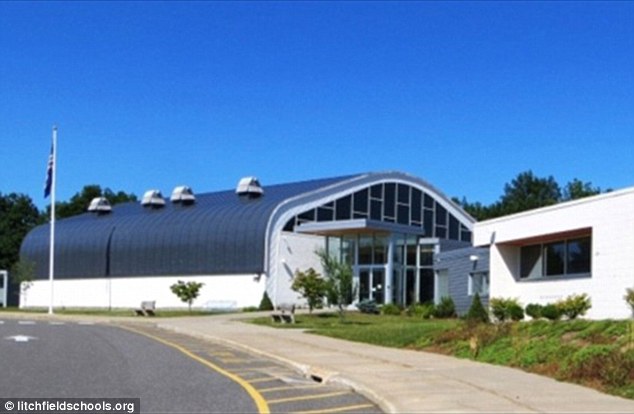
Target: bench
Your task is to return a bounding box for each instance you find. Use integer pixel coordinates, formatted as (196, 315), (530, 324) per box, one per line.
(134, 301), (156, 316)
(271, 304), (295, 324)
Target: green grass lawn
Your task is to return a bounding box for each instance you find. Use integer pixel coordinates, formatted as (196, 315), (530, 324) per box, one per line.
(252, 312), (634, 399)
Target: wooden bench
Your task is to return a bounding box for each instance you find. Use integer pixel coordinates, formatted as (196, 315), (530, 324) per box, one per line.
(271, 304), (295, 324)
(134, 301), (156, 316)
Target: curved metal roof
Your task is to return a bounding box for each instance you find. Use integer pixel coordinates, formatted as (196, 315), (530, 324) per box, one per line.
(20, 175), (357, 279)
(20, 171), (475, 280)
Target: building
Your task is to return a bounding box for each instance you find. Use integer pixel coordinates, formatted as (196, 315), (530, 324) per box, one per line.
(474, 186), (634, 320)
(19, 171), (474, 310)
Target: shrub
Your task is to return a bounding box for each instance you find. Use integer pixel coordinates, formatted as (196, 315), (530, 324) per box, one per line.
(357, 299), (379, 314)
(258, 291), (274, 311)
(380, 303), (402, 316)
(291, 268), (327, 313)
(624, 287), (634, 316)
(508, 303), (525, 321)
(525, 303), (543, 319)
(489, 297), (523, 322)
(406, 302), (436, 319)
(556, 293), (592, 320)
(434, 297), (456, 318)
(541, 303), (562, 321)
(466, 293), (490, 324)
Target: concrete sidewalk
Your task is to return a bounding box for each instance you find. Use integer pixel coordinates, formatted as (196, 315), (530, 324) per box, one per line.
(155, 312), (634, 414)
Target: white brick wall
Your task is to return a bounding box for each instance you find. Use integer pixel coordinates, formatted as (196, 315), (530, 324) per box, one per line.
(272, 232), (325, 306)
(21, 274), (265, 310)
(475, 187), (634, 319)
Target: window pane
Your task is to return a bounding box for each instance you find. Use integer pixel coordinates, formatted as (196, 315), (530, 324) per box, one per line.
(298, 209), (315, 222)
(419, 269), (435, 303)
(545, 242), (565, 276)
(435, 226), (447, 239)
(372, 269), (385, 304)
(520, 245), (541, 278)
(424, 193), (434, 209)
(397, 184), (410, 203)
(424, 210), (434, 237)
(397, 205), (410, 225)
(335, 195), (352, 220)
(358, 235), (373, 265)
(411, 189), (422, 222)
(373, 235), (388, 264)
(448, 215), (459, 240)
(317, 207), (334, 221)
(353, 189), (368, 213)
(567, 237), (591, 274)
(435, 204), (447, 225)
(370, 199), (382, 221)
(370, 184), (383, 199)
(419, 245), (434, 266)
(384, 183), (396, 217)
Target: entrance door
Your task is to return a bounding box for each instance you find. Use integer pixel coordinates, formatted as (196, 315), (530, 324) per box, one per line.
(358, 268), (385, 304)
(359, 269), (371, 302)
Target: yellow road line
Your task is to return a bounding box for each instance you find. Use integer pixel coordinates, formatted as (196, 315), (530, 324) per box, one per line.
(119, 326), (269, 414)
(259, 384), (323, 393)
(268, 391), (349, 405)
(292, 403), (376, 414)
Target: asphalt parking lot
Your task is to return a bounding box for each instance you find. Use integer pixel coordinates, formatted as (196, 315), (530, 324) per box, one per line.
(122, 323), (383, 414)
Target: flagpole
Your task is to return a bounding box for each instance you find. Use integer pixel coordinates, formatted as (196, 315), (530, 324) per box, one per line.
(48, 126), (57, 315)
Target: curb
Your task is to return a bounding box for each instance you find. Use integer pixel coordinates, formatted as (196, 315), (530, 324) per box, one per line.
(156, 322), (397, 414)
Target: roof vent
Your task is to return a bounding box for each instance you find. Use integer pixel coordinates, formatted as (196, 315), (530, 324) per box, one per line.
(141, 189), (166, 208)
(87, 197), (112, 214)
(170, 186), (195, 204)
(236, 176), (263, 198)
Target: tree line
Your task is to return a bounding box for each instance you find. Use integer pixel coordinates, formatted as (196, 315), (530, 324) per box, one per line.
(454, 170), (604, 221)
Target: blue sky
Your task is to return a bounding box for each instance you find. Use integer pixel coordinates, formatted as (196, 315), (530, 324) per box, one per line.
(1, 1), (632, 211)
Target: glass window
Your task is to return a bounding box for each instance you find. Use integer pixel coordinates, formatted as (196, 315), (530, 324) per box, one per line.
(341, 236), (356, 265)
(469, 272), (489, 296)
(370, 199), (382, 221)
(372, 269), (385, 304)
(567, 237), (591, 274)
(520, 244), (542, 279)
(448, 216), (459, 240)
(298, 209), (315, 222)
(461, 228), (472, 243)
(424, 193), (434, 209)
(424, 210), (434, 237)
(411, 189), (422, 222)
(335, 195), (352, 220)
(435, 226), (447, 239)
(436, 270), (449, 301)
(419, 245), (434, 266)
(384, 183), (396, 218)
(327, 236), (341, 260)
(317, 206), (334, 221)
(397, 205), (410, 225)
(370, 184), (383, 199)
(419, 269), (435, 303)
(353, 189), (369, 213)
(397, 184), (410, 204)
(393, 235), (404, 265)
(358, 235), (373, 265)
(435, 204), (447, 225)
(406, 235), (417, 266)
(373, 235), (388, 264)
(283, 218), (294, 232)
(545, 241), (566, 276)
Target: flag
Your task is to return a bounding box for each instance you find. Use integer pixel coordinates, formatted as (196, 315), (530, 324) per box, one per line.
(44, 142), (54, 198)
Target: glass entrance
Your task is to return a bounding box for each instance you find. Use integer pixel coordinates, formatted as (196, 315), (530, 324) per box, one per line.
(358, 267), (385, 304)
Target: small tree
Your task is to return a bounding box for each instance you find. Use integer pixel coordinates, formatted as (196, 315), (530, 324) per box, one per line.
(259, 291), (274, 311)
(170, 280), (204, 312)
(316, 249), (354, 321)
(291, 268), (327, 313)
(556, 293), (591, 320)
(466, 293), (490, 324)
